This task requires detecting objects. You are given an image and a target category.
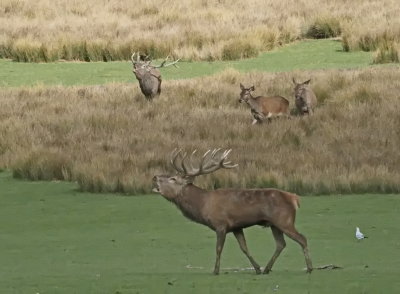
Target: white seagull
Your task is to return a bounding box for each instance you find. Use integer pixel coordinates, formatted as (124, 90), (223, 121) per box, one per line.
(356, 227), (367, 240)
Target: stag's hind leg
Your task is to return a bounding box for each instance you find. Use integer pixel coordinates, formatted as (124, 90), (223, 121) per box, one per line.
(263, 226), (286, 274)
(233, 229), (261, 274)
(280, 226), (313, 273)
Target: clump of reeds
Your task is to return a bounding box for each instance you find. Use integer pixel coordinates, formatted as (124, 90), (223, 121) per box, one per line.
(341, 28), (400, 60)
(373, 42), (399, 64)
(12, 150), (72, 181)
(305, 17), (341, 39)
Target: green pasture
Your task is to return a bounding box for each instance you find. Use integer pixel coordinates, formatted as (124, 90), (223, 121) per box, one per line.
(0, 40), (373, 87)
(1, 171), (399, 293)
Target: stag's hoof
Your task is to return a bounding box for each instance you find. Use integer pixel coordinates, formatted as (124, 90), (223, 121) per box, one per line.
(306, 267), (313, 274)
(263, 268), (272, 275)
(213, 270), (220, 275)
(254, 268), (262, 275)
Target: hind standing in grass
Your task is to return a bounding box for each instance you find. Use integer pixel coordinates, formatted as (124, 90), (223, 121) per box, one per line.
(292, 78), (318, 115)
(239, 83), (290, 124)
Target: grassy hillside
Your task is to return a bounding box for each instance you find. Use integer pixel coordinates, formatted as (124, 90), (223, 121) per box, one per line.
(1, 65), (400, 194)
(1, 0), (399, 62)
(1, 171), (400, 293)
(0, 40), (372, 87)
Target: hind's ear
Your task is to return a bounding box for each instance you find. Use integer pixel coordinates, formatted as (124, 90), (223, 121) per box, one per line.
(303, 79), (311, 85)
(240, 83), (245, 90)
(292, 77), (297, 85)
(250, 86), (255, 91)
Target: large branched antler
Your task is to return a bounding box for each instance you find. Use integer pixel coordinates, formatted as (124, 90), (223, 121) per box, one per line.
(170, 148), (238, 177)
(152, 55), (180, 68)
(131, 52), (179, 68)
(131, 52), (140, 64)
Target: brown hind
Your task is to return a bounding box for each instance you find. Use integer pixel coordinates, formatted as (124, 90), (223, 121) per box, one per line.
(239, 83), (290, 124)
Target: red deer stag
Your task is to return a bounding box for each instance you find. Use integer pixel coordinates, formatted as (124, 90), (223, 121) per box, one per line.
(239, 83), (290, 124)
(152, 149), (313, 275)
(292, 78), (317, 115)
(131, 53), (180, 100)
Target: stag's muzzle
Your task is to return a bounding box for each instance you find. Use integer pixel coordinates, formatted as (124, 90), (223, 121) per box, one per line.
(152, 176), (160, 193)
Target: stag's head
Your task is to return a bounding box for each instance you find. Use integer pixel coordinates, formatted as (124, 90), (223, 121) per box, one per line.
(292, 78), (311, 102)
(152, 149), (238, 200)
(131, 53), (153, 79)
(239, 83), (255, 103)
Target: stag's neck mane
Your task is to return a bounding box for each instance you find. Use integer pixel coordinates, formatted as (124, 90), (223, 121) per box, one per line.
(172, 184), (209, 226)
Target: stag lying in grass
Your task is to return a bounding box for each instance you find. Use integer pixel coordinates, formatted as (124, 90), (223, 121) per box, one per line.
(131, 53), (180, 100)
(152, 149), (313, 275)
(292, 78), (318, 115)
(239, 83), (290, 124)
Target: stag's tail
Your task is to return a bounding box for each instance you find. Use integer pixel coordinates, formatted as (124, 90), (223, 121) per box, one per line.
(290, 193), (300, 210)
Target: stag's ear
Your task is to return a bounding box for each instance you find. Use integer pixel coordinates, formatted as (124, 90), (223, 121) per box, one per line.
(250, 86), (255, 91)
(292, 77), (297, 85)
(303, 79), (311, 85)
(240, 83), (245, 90)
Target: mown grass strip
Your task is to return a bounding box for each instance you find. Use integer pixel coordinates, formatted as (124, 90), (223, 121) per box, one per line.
(0, 40), (373, 87)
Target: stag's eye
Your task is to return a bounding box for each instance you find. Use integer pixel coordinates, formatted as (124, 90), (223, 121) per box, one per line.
(168, 177), (177, 183)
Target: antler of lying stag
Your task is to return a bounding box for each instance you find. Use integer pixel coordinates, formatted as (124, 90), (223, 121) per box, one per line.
(171, 148), (238, 177)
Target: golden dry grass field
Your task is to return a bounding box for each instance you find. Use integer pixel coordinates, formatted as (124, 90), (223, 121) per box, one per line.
(1, 0), (399, 62)
(1, 66), (400, 194)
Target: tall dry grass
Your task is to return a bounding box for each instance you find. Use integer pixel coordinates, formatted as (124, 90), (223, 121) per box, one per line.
(1, 66), (400, 194)
(0, 0), (399, 62)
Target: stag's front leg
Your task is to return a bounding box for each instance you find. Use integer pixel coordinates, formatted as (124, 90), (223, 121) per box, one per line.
(213, 229), (226, 275)
(233, 229), (261, 274)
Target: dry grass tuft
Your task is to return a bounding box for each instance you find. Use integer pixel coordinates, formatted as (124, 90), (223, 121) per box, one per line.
(1, 67), (400, 194)
(305, 17), (341, 39)
(0, 0), (399, 62)
(373, 42), (399, 64)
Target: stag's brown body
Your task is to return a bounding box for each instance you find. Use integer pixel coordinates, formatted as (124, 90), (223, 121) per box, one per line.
(239, 84), (290, 124)
(153, 149), (313, 275)
(134, 66), (161, 99)
(163, 185), (299, 232)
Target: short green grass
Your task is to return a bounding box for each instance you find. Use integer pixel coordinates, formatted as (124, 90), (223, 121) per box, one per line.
(0, 40), (373, 87)
(1, 171), (400, 294)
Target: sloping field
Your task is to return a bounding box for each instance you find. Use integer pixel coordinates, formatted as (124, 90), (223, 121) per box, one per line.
(1, 61), (400, 194)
